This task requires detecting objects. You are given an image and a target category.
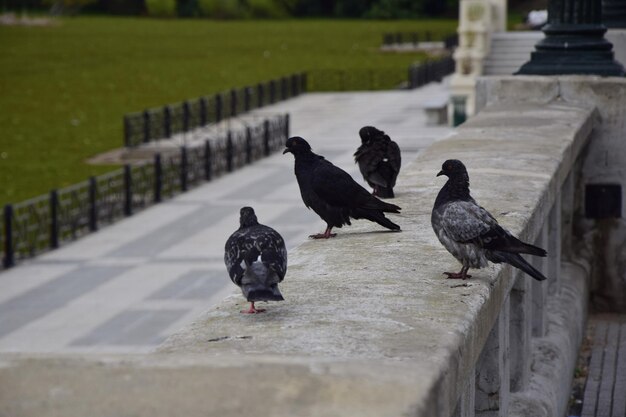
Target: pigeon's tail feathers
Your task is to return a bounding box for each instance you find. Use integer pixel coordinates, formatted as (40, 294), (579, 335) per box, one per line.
(376, 186), (395, 199)
(492, 251), (547, 281)
(517, 241), (547, 257)
(240, 262), (284, 301)
(353, 208), (401, 231)
(246, 287), (284, 302)
(371, 199), (401, 213)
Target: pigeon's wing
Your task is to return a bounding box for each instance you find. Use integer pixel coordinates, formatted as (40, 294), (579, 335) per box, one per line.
(311, 159), (383, 210)
(387, 140), (401, 174)
(224, 230), (256, 286)
(439, 200), (498, 243)
(257, 226), (288, 282)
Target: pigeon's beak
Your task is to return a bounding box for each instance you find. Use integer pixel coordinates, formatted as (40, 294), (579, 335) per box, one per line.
(437, 170), (445, 177)
(282, 148), (291, 154)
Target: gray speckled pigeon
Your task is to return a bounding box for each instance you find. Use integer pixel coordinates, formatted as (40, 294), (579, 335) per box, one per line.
(224, 207), (287, 314)
(354, 126), (401, 198)
(431, 159), (547, 281)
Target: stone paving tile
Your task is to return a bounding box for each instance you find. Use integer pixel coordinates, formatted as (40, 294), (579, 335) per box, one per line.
(581, 315), (626, 417)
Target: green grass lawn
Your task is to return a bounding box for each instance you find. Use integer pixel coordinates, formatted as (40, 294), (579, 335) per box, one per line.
(0, 17), (456, 207)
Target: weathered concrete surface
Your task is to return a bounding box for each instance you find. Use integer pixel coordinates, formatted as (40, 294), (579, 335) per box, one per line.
(477, 75), (626, 313)
(0, 101), (595, 417)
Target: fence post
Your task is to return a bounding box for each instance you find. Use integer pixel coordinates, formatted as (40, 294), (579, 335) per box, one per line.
(143, 110), (150, 144)
(3, 204), (13, 268)
(269, 80), (276, 104)
(291, 74), (299, 96)
(281, 77), (288, 100)
(154, 154), (162, 203)
(124, 115), (132, 147)
(180, 147), (188, 192)
(204, 140), (212, 181)
(301, 72), (307, 93)
(263, 119), (270, 156)
(124, 165), (132, 216)
(411, 32), (419, 46)
(215, 94), (223, 123)
(244, 87), (251, 112)
(245, 127), (252, 164)
(257, 83), (265, 108)
(230, 89), (237, 117)
(164, 106), (171, 138)
(284, 113), (290, 141)
(226, 131), (234, 172)
(200, 97), (208, 126)
(89, 176), (97, 232)
(183, 101), (190, 132)
(50, 190), (59, 249)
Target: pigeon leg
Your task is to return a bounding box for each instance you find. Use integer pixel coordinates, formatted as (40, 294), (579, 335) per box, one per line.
(309, 227), (337, 239)
(240, 302), (266, 314)
(443, 266), (472, 280)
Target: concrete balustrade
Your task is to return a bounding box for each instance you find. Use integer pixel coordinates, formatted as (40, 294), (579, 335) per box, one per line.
(0, 85), (599, 416)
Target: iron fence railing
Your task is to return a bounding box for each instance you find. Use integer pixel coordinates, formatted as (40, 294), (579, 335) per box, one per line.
(2, 113), (289, 269)
(307, 55), (455, 92)
(124, 73), (305, 148)
(407, 56), (456, 89)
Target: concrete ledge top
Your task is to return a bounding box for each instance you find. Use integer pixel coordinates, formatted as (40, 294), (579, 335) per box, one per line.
(0, 100), (596, 417)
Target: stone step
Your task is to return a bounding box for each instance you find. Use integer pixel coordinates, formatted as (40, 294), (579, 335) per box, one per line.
(484, 31), (543, 75)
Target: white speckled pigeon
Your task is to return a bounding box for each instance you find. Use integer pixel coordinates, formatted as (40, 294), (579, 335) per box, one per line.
(354, 126), (401, 198)
(431, 159), (547, 281)
(283, 136), (401, 239)
(224, 207), (287, 314)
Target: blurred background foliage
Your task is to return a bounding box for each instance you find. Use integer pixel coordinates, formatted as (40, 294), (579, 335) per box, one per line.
(2, 0), (461, 18)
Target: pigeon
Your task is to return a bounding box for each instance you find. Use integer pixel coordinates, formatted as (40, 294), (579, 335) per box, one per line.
(283, 136), (401, 239)
(431, 159), (547, 281)
(354, 126), (401, 198)
(224, 207), (287, 314)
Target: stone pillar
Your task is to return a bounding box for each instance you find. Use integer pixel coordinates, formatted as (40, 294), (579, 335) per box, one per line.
(532, 226), (549, 338)
(560, 170), (575, 261)
(509, 272), (532, 392)
(548, 197), (562, 295)
(489, 0), (507, 32)
(475, 296), (510, 417)
(449, 0), (493, 121)
(517, 0), (625, 75)
(453, 371), (476, 417)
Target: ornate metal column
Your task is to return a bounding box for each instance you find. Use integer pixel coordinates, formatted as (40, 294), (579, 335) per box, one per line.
(517, 0), (625, 75)
(603, 0), (626, 27)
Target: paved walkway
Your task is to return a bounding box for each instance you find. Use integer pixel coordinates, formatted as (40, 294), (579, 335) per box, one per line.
(580, 314), (626, 417)
(0, 81), (453, 354)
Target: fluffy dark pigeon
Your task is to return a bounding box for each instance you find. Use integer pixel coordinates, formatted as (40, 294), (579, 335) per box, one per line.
(354, 126), (401, 198)
(224, 207), (287, 314)
(431, 159), (547, 281)
(283, 136), (401, 239)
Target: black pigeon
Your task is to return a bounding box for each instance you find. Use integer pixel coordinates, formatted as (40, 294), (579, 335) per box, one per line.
(283, 136), (401, 239)
(354, 126), (401, 198)
(431, 159), (547, 281)
(224, 207), (287, 314)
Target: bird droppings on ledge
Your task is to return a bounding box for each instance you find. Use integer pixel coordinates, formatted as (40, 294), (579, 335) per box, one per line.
(207, 336), (253, 343)
(450, 283), (471, 288)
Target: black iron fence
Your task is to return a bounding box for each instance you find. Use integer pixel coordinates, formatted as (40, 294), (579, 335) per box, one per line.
(124, 73), (305, 148)
(407, 56), (456, 89)
(306, 56), (455, 92)
(1, 114), (289, 269)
